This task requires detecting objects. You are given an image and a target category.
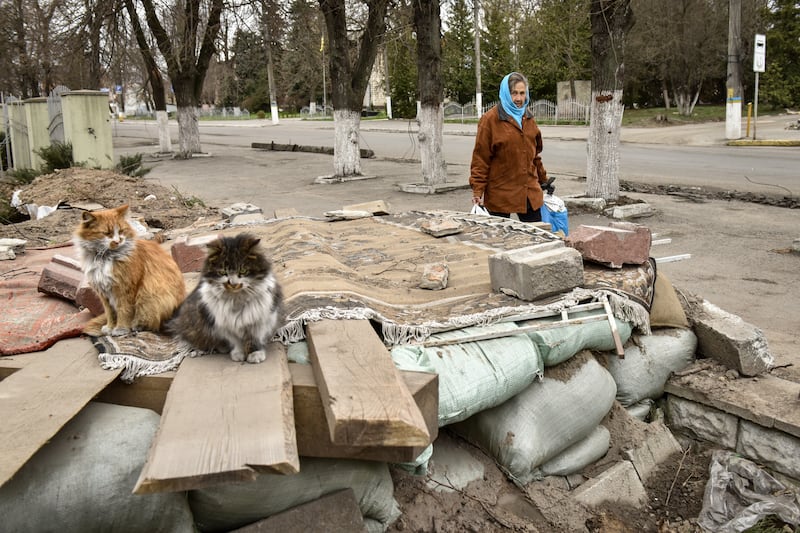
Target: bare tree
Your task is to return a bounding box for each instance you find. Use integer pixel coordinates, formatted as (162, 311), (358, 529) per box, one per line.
(138, 0), (224, 158)
(318, 0), (389, 177)
(413, 0), (447, 186)
(586, 0), (633, 202)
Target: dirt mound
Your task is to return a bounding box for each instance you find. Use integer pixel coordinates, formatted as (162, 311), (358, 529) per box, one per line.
(0, 168), (218, 246)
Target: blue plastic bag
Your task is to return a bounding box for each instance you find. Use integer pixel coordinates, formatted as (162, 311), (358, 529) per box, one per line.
(541, 194), (569, 235)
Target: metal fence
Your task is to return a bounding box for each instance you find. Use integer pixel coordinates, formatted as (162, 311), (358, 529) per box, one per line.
(443, 98), (590, 124)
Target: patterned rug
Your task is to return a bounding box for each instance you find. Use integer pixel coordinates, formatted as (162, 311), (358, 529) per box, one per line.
(94, 212), (656, 381)
(0, 246), (91, 356)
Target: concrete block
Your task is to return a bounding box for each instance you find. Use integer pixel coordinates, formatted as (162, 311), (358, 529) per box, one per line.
(170, 234), (218, 273)
(229, 488), (367, 533)
(691, 300), (772, 376)
(273, 208), (299, 219)
(565, 224), (651, 268)
(489, 242), (584, 301)
(665, 395), (738, 449)
(624, 421), (682, 483)
(737, 420), (800, 480)
(572, 461), (647, 508)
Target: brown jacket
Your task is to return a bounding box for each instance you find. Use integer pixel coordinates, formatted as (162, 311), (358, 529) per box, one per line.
(469, 104), (548, 214)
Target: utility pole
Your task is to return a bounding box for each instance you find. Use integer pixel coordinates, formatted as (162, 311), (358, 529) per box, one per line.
(474, 0), (482, 117)
(725, 0), (742, 139)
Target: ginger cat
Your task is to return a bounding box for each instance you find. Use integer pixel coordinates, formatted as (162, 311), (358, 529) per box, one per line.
(73, 204), (186, 337)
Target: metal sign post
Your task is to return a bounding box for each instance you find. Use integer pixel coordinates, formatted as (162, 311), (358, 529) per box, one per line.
(753, 34), (766, 140)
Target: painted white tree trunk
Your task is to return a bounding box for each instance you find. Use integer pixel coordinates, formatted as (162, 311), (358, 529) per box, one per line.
(333, 109), (362, 176)
(176, 106), (201, 157)
(586, 89), (624, 201)
(417, 104), (447, 185)
(156, 110), (172, 153)
(270, 102), (279, 125)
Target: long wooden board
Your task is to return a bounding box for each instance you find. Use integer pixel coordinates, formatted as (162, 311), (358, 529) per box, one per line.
(306, 319), (430, 447)
(133, 343), (299, 494)
(0, 353), (440, 464)
(0, 337), (121, 489)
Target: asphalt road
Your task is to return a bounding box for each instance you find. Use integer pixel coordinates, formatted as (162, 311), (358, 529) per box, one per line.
(111, 115), (800, 197)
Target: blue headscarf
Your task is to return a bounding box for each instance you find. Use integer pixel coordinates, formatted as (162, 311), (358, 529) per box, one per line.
(499, 72), (529, 128)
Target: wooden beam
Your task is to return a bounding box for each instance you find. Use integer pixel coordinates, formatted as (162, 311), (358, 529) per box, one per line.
(291, 363), (438, 462)
(133, 343), (299, 494)
(0, 338), (121, 489)
(306, 319), (430, 447)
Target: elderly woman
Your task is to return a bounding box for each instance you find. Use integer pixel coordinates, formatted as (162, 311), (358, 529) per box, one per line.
(469, 72), (550, 222)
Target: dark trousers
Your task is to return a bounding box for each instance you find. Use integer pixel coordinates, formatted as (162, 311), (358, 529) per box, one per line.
(489, 199), (542, 222)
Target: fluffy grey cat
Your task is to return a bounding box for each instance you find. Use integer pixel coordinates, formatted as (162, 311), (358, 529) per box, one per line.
(167, 233), (284, 364)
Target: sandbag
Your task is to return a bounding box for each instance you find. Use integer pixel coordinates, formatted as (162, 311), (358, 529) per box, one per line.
(604, 328), (697, 407)
(391, 322), (543, 427)
(538, 425), (611, 478)
(522, 311), (633, 366)
(0, 402), (195, 533)
(626, 399), (655, 421)
(451, 352), (617, 485)
(190, 457), (400, 533)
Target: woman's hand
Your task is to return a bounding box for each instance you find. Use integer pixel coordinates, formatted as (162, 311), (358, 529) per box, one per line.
(472, 196), (483, 205)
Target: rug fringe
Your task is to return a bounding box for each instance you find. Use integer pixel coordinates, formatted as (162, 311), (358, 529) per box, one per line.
(98, 350), (188, 384)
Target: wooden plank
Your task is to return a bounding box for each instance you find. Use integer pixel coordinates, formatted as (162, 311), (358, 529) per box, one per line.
(291, 363), (438, 462)
(1, 356), (439, 463)
(306, 319), (430, 447)
(0, 337), (121, 489)
(133, 343), (299, 494)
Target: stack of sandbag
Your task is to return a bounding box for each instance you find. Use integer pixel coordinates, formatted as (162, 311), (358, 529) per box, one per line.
(450, 351), (617, 485)
(0, 402), (196, 533)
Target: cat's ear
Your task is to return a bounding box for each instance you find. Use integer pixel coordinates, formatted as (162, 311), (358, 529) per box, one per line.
(243, 235), (261, 252)
(81, 211), (96, 223)
(116, 204), (130, 217)
(206, 237), (223, 258)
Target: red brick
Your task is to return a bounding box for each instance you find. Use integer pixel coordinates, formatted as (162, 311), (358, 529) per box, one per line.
(38, 261), (83, 302)
(170, 234), (217, 273)
(76, 278), (104, 316)
(565, 224), (651, 269)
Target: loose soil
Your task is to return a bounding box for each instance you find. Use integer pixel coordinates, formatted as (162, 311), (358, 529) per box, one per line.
(0, 168), (779, 532)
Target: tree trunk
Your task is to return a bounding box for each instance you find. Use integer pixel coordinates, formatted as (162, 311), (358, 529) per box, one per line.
(156, 110), (172, 153)
(414, 0), (447, 186)
(586, 0), (633, 202)
(173, 80), (202, 157)
(319, 0), (388, 178)
(332, 109), (362, 176)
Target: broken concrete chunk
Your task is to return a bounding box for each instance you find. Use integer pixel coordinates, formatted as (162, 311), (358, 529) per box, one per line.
(228, 212), (266, 226)
(323, 210), (373, 221)
(419, 263), (449, 290)
(221, 203), (263, 221)
(0, 238), (27, 254)
(273, 207), (299, 219)
(419, 218), (462, 238)
(0, 246), (16, 260)
(489, 242), (584, 301)
(343, 200), (390, 215)
(572, 461), (648, 508)
(689, 300), (773, 377)
(565, 224), (651, 268)
(607, 203), (655, 219)
(564, 196), (607, 212)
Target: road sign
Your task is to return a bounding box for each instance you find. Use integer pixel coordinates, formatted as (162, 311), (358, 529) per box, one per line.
(753, 34), (766, 73)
